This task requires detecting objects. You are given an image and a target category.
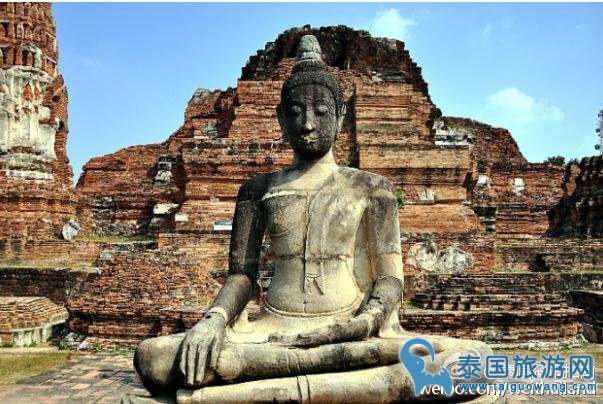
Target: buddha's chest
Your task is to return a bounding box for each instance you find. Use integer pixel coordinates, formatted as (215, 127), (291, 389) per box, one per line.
(260, 189), (367, 256)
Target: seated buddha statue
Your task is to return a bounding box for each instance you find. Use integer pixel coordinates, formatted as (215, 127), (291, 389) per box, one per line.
(132, 35), (493, 403)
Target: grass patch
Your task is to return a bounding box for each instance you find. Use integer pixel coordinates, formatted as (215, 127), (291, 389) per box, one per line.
(0, 261), (95, 272)
(494, 268), (603, 274)
(494, 344), (603, 365)
(0, 351), (70, 383)
(564, 268), (603, 274)
(73, 235), (156, 244)
(494, 268), (530, 274)
(402, 301), (422, 309)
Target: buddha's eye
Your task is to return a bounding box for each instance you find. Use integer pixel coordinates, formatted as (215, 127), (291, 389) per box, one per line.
(288, 105), (302, 116)
(315, 104), (329, 116)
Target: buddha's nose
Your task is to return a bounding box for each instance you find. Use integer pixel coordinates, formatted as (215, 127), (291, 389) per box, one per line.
(302, 112), (316, 132)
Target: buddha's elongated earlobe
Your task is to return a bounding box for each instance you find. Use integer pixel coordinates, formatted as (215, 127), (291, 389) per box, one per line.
(337, 104), (347, 133)
(276, 104), (287, 141)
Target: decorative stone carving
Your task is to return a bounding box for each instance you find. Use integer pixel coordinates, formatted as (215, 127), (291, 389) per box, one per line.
(0, 65), (58, 180)
(406, 241), (473, 274)
(438, 246), (474, 274)
(511, 177), (525, 195)
(476, 174), (490, 188)
(153, 203), (179, 216)
(154, 155), (177, 185)
(433, 118), (474, 146)
(417, 187), (436, 202)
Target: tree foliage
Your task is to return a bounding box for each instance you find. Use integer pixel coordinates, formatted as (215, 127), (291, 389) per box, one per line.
(544, 155), (565, 165)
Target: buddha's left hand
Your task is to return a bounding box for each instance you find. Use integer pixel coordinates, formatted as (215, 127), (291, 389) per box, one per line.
(179, 313), (227, 387)
(268, 313), (375, 347)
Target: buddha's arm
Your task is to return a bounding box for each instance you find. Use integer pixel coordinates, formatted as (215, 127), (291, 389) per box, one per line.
(179, 180), (265, 386)
(358, 186), (404, 335)
(207, 184), (266, 322)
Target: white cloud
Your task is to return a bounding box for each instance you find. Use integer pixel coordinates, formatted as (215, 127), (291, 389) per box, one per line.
(483, 87), (564, 127)
(500, 17), (514, 30)
(480, 23), (493, 40)
(370, 9), (416, 41)
(478, 18), (514, 42)
(79, 56), (102, 68)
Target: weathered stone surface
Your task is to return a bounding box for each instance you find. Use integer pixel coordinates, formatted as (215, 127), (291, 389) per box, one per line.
(494, 237), (602, 272)
(67, 235), (226, 346)
(153, 203), (179, 216)
(76, 144), (182, 236)
(61, 219), (80, 240)
(406, 241), (438, 272)
(132, 38), (493, 402)
(470, 162), (565, 236)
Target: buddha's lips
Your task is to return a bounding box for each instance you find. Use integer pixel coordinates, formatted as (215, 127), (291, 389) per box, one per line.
(302, 135), (319, 143)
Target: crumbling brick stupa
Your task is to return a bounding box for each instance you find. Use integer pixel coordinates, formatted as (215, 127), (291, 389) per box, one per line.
(0, 3), (83, 346)
(0, 10), (601, 347)
(0, 3), (75, 240)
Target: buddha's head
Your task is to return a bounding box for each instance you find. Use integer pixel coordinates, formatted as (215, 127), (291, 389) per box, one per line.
(277, 35), (347, 160)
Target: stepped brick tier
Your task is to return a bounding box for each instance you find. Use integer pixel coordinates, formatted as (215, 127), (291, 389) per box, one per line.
(570, 290), (603, 343)
(0, 296), (68, 347)
(494, 237), (603, 272)
(400, 274), (583, 346)
(548, 155), (602, 238)
(74, 26), (565, 265)
(0, 266), (97, 305)
(0, 239), (102, 266)
(0, 3), (77, 246)
(67, 236), (225, 347)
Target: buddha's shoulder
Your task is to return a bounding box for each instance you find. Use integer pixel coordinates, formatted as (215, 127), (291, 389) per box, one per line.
(237, 173), (278, 201)
(336, 167), (396, 195)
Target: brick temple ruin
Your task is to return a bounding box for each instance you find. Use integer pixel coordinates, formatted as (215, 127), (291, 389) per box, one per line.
(0, 5), (601, 348)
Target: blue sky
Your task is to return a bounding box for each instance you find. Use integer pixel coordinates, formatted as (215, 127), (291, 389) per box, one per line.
(53, 3), (603, 181)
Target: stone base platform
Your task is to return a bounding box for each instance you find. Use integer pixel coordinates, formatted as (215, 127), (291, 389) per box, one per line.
(400, 308), (582, 346)
(0, 296), (68, 347)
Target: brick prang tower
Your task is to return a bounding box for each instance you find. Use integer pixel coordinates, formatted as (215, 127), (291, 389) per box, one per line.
(0, 2), (76, 243)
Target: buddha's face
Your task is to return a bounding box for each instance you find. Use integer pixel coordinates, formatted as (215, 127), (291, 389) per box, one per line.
(278, 84), (345, 160)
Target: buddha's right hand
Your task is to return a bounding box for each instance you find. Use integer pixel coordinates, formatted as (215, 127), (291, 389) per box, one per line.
(178, 313), (227, 387)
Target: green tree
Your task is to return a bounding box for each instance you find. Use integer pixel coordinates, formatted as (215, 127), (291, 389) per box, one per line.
(544, 155), (565, 165)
